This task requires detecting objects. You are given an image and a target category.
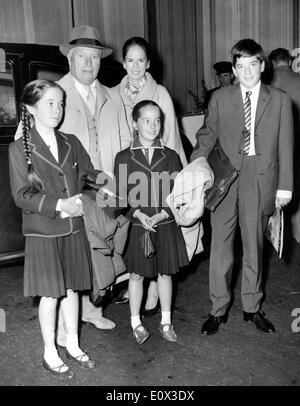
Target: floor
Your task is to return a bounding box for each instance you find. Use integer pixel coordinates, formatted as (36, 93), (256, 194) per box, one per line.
(0, 214), (300, 387)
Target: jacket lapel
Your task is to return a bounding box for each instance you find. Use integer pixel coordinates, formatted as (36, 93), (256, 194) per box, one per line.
(55, 130), (71, 167)
(230, 84), (244, 119)
(30, 128), (62, 171)
(30, 128), (72, 172)
(150, 148), (167, 170)
(255, 84), (272, 129)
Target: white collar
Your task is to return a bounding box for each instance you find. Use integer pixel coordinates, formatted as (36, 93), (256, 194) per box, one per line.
(240, 80), (261, 99)
(72, 76), (96, 95)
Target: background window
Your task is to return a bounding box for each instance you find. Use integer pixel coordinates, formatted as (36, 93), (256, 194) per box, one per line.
(0, 62), (17, 126)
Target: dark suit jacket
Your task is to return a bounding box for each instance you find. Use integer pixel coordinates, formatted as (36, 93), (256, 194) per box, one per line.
(9, 127), (95, 237)
(191, 83), (294, 215)
(270, 66), (300, 133)
(113, 146), (182, 220)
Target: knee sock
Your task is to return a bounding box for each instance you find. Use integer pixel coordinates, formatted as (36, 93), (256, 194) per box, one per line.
(161, 311), (171, 326)
(131, 315), (141, 330)
(44, 346), (67, 370)
(66, 334), (88, 360)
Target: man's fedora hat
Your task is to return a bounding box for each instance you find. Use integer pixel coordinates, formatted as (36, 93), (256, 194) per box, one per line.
(59, 25), (113, 58)
(213, 61), (233, 75)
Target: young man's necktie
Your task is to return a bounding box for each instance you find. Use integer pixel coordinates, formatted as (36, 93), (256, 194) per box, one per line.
(243, 91), (252, 155)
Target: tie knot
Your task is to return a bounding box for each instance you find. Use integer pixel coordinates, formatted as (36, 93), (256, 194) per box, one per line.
(246, 91), (252, 98)
(85, 86), (93, 95)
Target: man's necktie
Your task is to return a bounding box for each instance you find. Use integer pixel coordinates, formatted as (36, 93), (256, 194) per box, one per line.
(243, 91), (252, 155)
(85, 86), (96, 115)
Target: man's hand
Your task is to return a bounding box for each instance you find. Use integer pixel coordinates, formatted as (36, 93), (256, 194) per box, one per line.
(276, 196), (291, 208)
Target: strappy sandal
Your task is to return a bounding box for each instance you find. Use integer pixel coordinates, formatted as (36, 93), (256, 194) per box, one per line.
(42, 358), (74, 379)
(65, 349), (96, 369)
(159, 323), (178, 342)
(132, 324), (150, 344)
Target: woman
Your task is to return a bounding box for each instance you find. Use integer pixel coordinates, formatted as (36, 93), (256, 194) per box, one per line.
(113, 37), (187, 313)
(115, 36), (187, 167)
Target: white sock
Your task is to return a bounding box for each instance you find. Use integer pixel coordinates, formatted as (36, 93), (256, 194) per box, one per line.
(66, 334), (88, 361)
(161, 311), (171, 326)
(131, 315), (141, 330)
(44, 346), (67, 370)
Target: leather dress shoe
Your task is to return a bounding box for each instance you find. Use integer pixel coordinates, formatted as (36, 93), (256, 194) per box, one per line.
(81, 316), (116, 330)
(114, 295), (129, 304)
(201, 314), (228, 335)
(141, 301), (160, 317)
(243, 310), (275, 333)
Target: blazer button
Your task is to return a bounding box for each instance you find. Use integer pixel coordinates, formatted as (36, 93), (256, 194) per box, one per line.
(58, 173), (63, 177)
(63, 188), (67, 193)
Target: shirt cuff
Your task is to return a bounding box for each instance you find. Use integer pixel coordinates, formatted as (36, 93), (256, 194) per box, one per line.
(56, 199), (62, 212)
(161, 209), (169, 219)
(276, 190), (292, 199)
(133, 209), (141, 218)
(56, 198), (69, 218)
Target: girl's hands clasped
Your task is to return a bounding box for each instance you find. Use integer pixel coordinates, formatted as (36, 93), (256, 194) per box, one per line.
(135, 210), (168, 231)
(60, 194), (83, 217)
(135, 211), (157, 232)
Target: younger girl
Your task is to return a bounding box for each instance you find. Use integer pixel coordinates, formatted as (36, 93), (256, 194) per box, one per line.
(9, 79), (95, 378)
(113, 100), (189, 344)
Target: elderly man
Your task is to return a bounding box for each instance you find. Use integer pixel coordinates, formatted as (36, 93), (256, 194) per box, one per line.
(57, 25), (132, 334)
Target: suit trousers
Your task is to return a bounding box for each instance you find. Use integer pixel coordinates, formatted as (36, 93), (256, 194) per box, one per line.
(209, 156), (269, 316)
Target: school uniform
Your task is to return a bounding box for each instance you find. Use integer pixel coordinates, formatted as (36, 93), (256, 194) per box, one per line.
(9, 127), (94, 298)
(113, 138), (189, 278)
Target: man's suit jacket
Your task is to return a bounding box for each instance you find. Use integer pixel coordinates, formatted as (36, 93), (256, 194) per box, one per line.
(57, 73), (132, 174)
(270, 66), (300, 133)
(191, 83), (293, 215)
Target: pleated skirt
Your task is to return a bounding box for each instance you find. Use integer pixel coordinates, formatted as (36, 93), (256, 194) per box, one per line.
(125, 220), (189, 278)
(24, 229), (92, 298)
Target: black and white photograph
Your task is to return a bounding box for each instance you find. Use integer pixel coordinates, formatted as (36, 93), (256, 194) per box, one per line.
(0, 0), (299, 391)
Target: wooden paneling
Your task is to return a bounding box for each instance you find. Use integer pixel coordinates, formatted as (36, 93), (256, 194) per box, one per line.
(147, 0), (201, 114)
(101, 0), (146, 62)
(73, 0), (105, 38)
(30, 0), (72, 45)
(148, 0), (299, 114)
(0, 0), (30, 42)
(73, 0), (146, 63)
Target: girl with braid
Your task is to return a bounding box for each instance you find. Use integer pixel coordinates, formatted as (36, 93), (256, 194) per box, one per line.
(9, 79), (96, 378)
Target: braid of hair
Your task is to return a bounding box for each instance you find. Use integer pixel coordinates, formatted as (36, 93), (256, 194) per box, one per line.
(20, 104), (45, 198)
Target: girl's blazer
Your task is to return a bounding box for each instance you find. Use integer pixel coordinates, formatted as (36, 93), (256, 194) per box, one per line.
(113, 145), (182, 219)
(9, 128), (95, 237)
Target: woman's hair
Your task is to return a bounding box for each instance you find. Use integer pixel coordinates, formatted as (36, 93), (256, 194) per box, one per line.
(20, 79), (64, 197)
(122, 36), (151, 61)
(132, 99), (164, 139)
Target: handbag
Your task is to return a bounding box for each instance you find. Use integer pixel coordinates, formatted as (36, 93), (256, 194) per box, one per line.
(140, 230), (156, 259)
(205, 140), (238, 211)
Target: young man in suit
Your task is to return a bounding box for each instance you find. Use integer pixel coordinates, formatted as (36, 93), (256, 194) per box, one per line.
(191, 39), (293, 335)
